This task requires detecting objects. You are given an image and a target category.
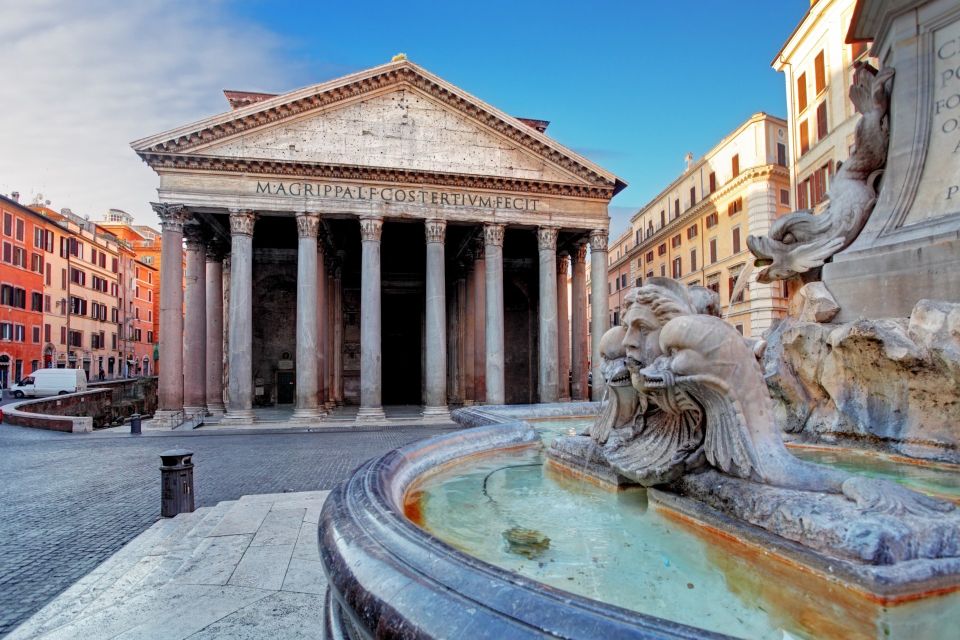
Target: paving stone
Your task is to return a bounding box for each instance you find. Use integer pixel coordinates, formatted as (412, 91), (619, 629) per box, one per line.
(228, 544), (295, 591)
(173, 535), (253, 587)
(186, 590), (325, 640)
(291, 522), (321, 562)
(0, 422), (456, 635)
(280, 559), (328, 596)
(250, 508), (304, 547)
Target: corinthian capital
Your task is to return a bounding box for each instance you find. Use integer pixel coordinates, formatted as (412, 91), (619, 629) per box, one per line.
(574, 241), (588, 264)
(557, 253), (569, 276)
(589, 229), (609, 252)
(229, 210), (257, 236)
(537, 226), (559, 251)
(424, 219), (446, 244)
(296, 212), (320, 238)
(483, 223), (505, 248)
(152, 203), (187, 232)
(359, 216), (383, 242)
(183, 224), (206, 251)
(473, 237), (485, 260)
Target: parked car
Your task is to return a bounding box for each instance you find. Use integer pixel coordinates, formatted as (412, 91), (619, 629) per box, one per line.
(12, 369), (88, 398)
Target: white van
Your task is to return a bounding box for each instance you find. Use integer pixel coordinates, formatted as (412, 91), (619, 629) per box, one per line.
(13, 368), (88, 398)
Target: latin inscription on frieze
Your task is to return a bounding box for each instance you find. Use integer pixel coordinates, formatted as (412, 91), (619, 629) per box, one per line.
(254, 180), (540, 212)
(913, 18), (960, 222)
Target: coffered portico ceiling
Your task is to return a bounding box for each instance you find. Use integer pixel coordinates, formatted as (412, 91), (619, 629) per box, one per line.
(131, 59), (626, 201)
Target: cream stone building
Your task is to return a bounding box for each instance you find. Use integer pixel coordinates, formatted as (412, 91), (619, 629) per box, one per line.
(618, 113), (792, 338)
(773, 0), (876, 210)
(132, 59), (623, 424)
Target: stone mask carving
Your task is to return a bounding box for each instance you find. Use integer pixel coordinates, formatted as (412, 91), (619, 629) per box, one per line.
(747, 64), (895, 283)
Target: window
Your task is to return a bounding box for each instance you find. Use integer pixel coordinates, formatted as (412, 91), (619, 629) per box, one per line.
(635, 277), (642, 287)
(776, 143), (787, 167)
(671, 234), (681, 248)
(92, 332), (105, 349)
(690, 249), (697, 272)
(780, 189), (790, 205)
(799, 120), (810, 155)
(687, 224), (698, 239)
(810, 162), (832, 206)
(709, 238), (718, 264)
(705, 212), (719, 228)
(16, 219), (24, 241)
(44, 295), (50, 312)
(657, 243), (666, 256)
(659, 264), (666, 277)
(732, 227), (742, 254)
(60, 326), (66, 344)
(814, 50), (826, 94)
(851, 41), (869, 60)
(30, 252), (43, 273)
(2, 213), (11, 236)
(111, 307), (119, 323)
(69, 296), (88, 316)
(731, 154), (740, 178)
(673, 199), (680, 218)
(32, 326), (40, 343)
(646, 222), (653, 238)
(816, 101), (828, 140)
(147, 290), (152, 303)
(707, 280), (720, 296)
(44, 324), (51, 343)
(34, 227), (44, 248)
(2, 242), (10, 263)
(728, 271), (745, 304)
(31, 292), (42, 312)
(14, 324), (25, 342)
(735, 324), (744, 335)
(672, 257), (682, 279)
(147, 331), (154, 344)
(111, 333), (117, 349)
(0, 322), (11, 341)
(728, 197), (743, 216)
(660, 210), (666, 227)
(620, 274), (627, 288)
(13, 247), (26, 268)
(689, 186), (696, 207)
(797, 72), (807, 111)
(134, 328), (142, 342)
(708, 172), (716, 194)
(69, 330), (83, 347)
(646, 271), (653, 279)
(45, 263), (51, 286)
(645, 250), (654, 263)
(797, 178), (810, 209)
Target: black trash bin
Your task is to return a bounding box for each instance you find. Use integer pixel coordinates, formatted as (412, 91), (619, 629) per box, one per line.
(160, 449), (195, 517)
(130, 413), (142, 434)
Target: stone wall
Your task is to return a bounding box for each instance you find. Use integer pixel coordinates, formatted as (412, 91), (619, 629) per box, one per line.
(2, 390), (113, 433)
(763, 299), (960, 463)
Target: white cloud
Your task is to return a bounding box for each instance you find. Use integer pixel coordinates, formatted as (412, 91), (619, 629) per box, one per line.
(0, 0), (312, 225)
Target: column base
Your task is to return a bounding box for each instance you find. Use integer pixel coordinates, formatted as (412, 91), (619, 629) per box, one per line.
(205, 402), (226, 415)
(148, 410), (185, 429)
(355, 406), (386, 423)
(421, 405), (451, 420)
(290, 406), (327, 422)
(219, 409), (256, 426)
(183, 405), (207, 417)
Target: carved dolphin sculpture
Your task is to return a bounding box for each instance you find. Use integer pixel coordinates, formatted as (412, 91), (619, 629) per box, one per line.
(748, 65), (895, 283)
(639, 314), (954, 517)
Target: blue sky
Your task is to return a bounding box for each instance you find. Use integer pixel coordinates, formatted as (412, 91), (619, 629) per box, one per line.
(0, 0), (808, 229)
(229, 0), (810, 233)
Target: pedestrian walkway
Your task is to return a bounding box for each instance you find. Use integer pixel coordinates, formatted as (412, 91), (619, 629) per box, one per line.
(8, 491), (330, 640)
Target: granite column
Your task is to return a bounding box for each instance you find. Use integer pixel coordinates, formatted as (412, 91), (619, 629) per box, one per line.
(223, 210), (256, 424)
(589, 230), (609, 401)
(423, 219), (449, 417)
(484, 224), (505, 405)
(153, 203), (186, 419)
(537, 227), (560, 403)
(571, 242), (589, 400)
(205, 244), (225, 414)
(357, 216), (385, 421)
(182, 225), (207, 416)
(557, 252), (571, 402)
(293, 212), (323, 420)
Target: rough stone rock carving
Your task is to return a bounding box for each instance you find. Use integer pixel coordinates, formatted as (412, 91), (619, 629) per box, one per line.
(747, 64), (895, 283)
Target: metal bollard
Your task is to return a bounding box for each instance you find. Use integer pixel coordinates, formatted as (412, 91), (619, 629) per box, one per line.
(130, 413), (142, 435)
(160, 449), (195, 518)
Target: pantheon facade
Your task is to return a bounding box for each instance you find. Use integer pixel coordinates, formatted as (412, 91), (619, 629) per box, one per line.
(132, 59), (623, 424)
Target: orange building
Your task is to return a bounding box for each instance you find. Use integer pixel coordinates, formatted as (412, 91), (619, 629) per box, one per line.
(0, 194), (48, 387)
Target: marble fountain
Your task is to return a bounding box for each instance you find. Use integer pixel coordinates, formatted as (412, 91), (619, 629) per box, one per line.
(318, 3), (960, 637)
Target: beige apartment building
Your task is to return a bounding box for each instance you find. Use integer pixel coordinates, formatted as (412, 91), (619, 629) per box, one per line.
(773, 0), (875, 210)
(605, 228), (634, 327)
(33, 206), (123, 379)
(617, 113), (793, 338)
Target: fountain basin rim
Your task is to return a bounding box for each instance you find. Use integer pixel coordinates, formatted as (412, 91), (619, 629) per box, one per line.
(319, 405), (733, 639)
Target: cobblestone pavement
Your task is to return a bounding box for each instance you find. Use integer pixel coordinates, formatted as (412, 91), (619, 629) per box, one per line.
(0, 422), (458, 637)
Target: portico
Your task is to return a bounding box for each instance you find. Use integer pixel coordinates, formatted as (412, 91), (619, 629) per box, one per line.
(134, 59), (623, 424)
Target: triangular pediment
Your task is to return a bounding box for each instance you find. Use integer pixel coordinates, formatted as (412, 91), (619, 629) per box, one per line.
(132, 60), (625, 193)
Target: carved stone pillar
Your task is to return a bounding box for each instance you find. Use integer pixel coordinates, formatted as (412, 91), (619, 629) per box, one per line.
(153, 203), (186, 419)
(182, 224), (207, 415)
(537, 227), (560, 403)
(423, 219), (449, 418)
(293, 212), (323, 420)
(333, 260), (344, 406)
(205, 243), (226, 414)
(316, 240), (328, 410)
(557, 252), (571, 402)
(223, 210), (257, 424)
(589, 229), (609, 401)
(571, 242), (589, 400)
(463, 251), (476, 405)
(473, 238), (486, 403)
(484, 223), (505, 404)
(357, 216), (385, 421)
